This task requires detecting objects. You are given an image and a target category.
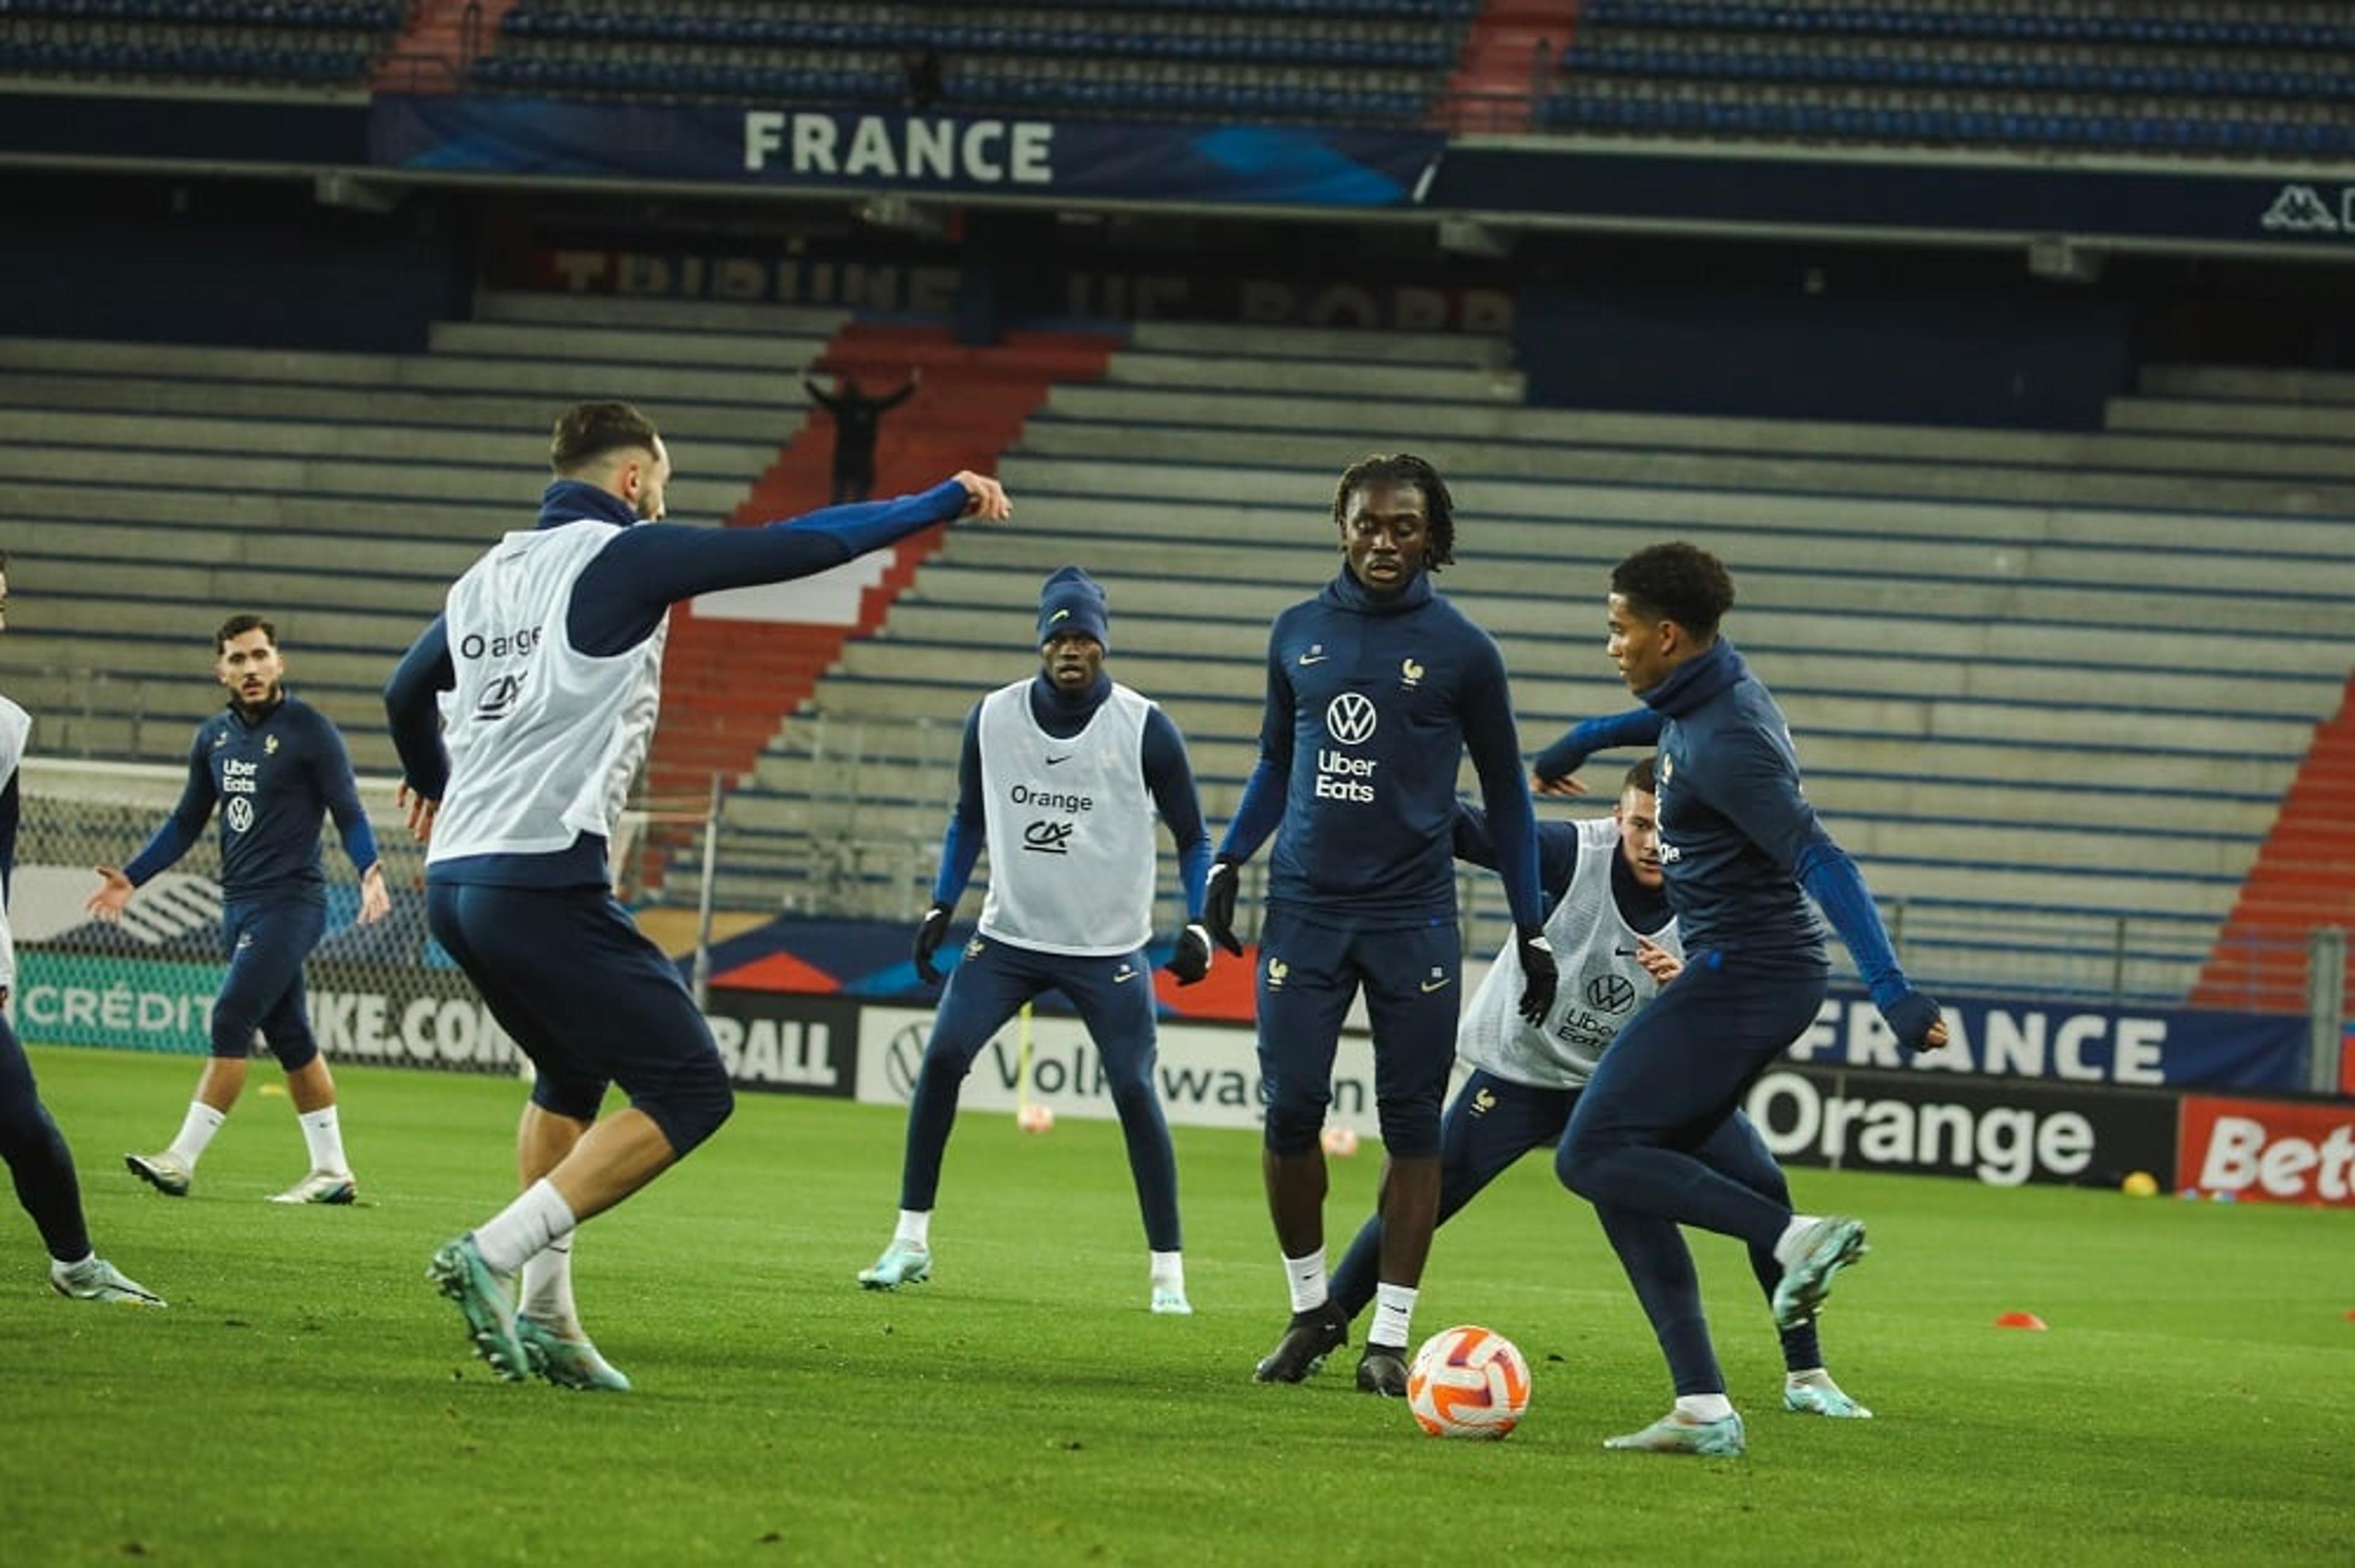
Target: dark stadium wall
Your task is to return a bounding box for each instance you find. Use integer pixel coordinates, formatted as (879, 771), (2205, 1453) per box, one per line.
(1513, 283), (2130, 429)
(9, 173), (465, 353)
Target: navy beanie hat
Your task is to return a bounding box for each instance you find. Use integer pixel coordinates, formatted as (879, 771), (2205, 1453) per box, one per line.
(1036, 565), (1109, 651)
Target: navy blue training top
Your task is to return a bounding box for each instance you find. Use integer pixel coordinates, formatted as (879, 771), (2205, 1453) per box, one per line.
(383, 477), (975, 889)
(1218, 568), (1543, 932)
(930, 670), (1212, 917)
(1528, 637), (1917, 1005)
(125, 692), (378, 905)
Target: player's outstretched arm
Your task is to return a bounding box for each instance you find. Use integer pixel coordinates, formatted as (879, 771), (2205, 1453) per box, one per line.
(1531, 708), (1663, 796)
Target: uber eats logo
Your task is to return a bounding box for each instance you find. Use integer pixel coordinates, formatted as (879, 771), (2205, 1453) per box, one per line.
(1316, 692), (1379, 803)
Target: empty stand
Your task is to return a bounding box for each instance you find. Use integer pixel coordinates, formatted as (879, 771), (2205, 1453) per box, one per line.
(4, 300), (2348, 1017)
(1546, 0), (2355, 157)
(706, 319), (2354, 1008)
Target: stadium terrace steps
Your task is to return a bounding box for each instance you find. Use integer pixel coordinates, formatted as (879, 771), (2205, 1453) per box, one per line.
(2103, 395), (2355, 442)
(695, 332), (2353, 1006)
(2193, 675), (2355, 1016)
(640, 319), (1121, 814)
(1022, 411), (2355, 515)
(2137, 363), (2355, 407)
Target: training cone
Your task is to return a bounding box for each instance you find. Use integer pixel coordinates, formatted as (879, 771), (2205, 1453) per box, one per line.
(1994, 1311), (2048, 1331)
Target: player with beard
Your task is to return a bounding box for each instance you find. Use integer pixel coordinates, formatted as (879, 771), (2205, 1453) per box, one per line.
(93, 613), (389, 1206)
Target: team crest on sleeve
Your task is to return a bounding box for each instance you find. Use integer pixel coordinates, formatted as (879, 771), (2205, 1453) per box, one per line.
(1265, 955), (1287, 990)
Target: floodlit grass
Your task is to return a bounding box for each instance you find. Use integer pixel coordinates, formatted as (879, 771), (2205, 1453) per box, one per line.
(3, 1047), (2349, 1566)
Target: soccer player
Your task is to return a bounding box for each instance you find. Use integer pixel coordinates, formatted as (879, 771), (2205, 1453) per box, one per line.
(385, 399), (1008, 1390)
(857, 566), (1215, 1313)
(0, 553), (164, 1305)
(90, 613), (389, 1206)
(1204, 453), (1554, 1396)
(1533, 541), (1945, 1456)
(1327, 759), (1872, 1418)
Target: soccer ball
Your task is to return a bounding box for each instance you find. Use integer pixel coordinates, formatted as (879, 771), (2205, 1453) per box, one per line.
(1320, 1125), (1360, 1158)
(1406, 1325), (1531, 1439)
(1016, 1102), (1054, 1134)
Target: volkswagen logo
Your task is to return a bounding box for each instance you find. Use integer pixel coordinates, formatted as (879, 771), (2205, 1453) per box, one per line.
(1325, 691), (1378, 746)
(1587, 973), (1637, 1012)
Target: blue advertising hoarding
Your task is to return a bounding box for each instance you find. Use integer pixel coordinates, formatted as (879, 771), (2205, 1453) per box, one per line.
(369, 96), (1442, 208)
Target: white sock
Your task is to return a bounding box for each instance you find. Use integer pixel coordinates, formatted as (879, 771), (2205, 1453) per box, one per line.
(473, 1179), (577, 1274)
(297, 1107), (349, 1176)
(893, 1209), (932, 1249)
(1283, 1249), (1328, 1314)
(1150, 1250), (1184, 1291)
(1369, 1283), (1418, 1351)
(1773, 1214), (1821, 1269)
(50, 1252), (94, 1279)
(167, 1101), (227, 1168)
(520, 1236), (579, 1334)
(1787, 1366), (1832, 1389)
(1675, 1393), (1736, 1423)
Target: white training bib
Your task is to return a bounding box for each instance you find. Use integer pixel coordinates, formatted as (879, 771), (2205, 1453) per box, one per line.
(975, 681), (1157, 955)
(1458, 817), (1683, 1090)
(427, 521), (667, 865)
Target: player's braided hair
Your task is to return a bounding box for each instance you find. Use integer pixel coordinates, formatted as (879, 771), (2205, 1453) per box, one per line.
(550, 400), (662, 476)
(1612, 542), (1735, 639)
(1331, 453), (1456, 573)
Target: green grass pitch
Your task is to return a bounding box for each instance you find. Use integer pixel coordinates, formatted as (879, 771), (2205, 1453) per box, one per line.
(2, 1047), (2348, 1566)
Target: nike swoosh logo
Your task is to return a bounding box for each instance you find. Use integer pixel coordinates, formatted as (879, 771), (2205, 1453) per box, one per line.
(1298, 654), (1327, 665)
(1113, 969), (1138, 984)
(1046, 754), (1073, 765)
(1420, 977), (1452, 993)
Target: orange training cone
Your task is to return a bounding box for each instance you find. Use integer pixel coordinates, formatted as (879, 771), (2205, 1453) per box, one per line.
(1994, 1312), (2048, 1331)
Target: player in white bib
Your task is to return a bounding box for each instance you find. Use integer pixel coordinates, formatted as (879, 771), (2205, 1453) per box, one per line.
(858, 567), (1216, 1313)
(0, 553), (163, 1306)
(387, 400), (1009, 1388)
(1328, 758), (1872, 1418)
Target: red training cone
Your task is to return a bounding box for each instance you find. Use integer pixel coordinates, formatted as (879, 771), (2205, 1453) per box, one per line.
(1993, 1311), (2048, 1331)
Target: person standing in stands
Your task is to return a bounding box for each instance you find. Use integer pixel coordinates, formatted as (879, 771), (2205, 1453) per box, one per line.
(805, 367), (922, 503)
(0, 552), (164, 1305)
(857, 566), (1215, 1314)
(92, 613), (389, 1207)
(386, 399), (1008, 1391)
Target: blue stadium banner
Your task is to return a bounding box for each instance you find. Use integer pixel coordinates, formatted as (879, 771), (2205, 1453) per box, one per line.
(369, 96), (1442, 207)
(1433, 147), (2355, 252)
(1796, 990), (2308, 1093)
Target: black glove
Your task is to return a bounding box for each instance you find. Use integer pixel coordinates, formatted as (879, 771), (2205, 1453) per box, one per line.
(1881, 990), (1945, 1053)
(912, 903), (951, 985)
(1167, 924), (1212, 986)
(1203, 858), (1244, 956)
(1514, 927), (1558, 1027)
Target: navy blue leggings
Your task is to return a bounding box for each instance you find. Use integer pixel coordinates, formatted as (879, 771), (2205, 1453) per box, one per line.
(0, 1014), (90, 1261)
(1330, 1066), (1823, 1375)
(900, 938), (1179, 1252)
(1558, 950), (1829, 1396)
